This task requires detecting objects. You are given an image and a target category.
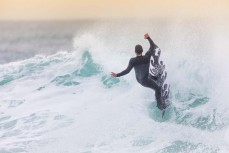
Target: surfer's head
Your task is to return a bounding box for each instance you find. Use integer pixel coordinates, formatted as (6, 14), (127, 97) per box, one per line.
(135, 45), (143, 55)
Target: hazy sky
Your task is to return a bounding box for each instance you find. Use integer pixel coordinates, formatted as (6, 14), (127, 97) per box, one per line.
(0, 0), (229, 20)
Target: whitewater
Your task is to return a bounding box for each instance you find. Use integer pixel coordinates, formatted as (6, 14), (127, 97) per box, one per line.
(0, 19), (229, 153)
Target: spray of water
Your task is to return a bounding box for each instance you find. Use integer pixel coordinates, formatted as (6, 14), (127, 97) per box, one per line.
(0, 18), (229, 153)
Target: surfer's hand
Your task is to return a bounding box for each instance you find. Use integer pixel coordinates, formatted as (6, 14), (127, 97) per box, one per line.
(144, 33), (150, 39)
(110, 72), (117, 77)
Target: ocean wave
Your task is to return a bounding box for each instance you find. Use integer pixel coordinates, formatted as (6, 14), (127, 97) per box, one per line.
(0, 34), (228, 153)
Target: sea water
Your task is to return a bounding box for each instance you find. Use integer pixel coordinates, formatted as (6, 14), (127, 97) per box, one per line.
(0, 19), (229, 153)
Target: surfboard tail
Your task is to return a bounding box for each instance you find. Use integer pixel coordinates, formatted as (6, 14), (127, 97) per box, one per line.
(162, 110), (165, 118)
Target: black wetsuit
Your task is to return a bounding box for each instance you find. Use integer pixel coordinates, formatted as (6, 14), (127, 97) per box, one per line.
(116, 37), (161, 102)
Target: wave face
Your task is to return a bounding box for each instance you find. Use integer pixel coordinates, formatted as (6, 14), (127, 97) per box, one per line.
(1, 20), (229, 153)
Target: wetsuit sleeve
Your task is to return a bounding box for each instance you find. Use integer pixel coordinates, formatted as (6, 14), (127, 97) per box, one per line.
(116, 59), (134, 77)
(145, 37), (158, 57)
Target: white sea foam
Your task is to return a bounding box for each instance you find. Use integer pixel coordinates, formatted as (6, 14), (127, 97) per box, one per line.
(0, 19), (229, 153)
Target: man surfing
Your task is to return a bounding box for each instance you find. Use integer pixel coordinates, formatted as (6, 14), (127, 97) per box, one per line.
(111, 33), (170, 115)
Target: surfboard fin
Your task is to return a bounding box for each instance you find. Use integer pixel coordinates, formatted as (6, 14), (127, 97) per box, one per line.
(162, 110), (165, 119)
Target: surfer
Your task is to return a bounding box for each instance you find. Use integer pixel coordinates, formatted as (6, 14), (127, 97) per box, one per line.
(111, 33), (169, 110)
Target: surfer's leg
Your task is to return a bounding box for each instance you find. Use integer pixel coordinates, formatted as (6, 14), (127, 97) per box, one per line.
(145, 77), (160, 90)
(155, 87), (165, 110)
(155, 87), (161, 102)
(145, 78), (165, 110)
(144, 78), (162, 109)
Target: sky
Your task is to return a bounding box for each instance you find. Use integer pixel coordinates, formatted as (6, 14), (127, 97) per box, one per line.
(0, 0), (229, 20)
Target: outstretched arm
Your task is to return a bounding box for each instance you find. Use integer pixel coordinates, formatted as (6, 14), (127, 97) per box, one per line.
(111, 59), (134, 77)
(144, 33), (158, 57)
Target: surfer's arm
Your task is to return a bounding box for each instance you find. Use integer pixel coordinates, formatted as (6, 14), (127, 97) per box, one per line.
(116, 59), (134, 77)
(145, 36), (158, 57)
(147, 37), (158, 49)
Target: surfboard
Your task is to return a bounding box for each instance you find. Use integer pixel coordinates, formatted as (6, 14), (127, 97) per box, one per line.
(148, 47), (170, 118)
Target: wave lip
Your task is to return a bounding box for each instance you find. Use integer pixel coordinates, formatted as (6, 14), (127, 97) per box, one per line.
(0, 32), (228, 152)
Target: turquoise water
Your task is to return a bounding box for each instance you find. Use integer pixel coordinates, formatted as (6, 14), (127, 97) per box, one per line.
(1, 18), (229, 152)
(0, 49), (227, 153)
